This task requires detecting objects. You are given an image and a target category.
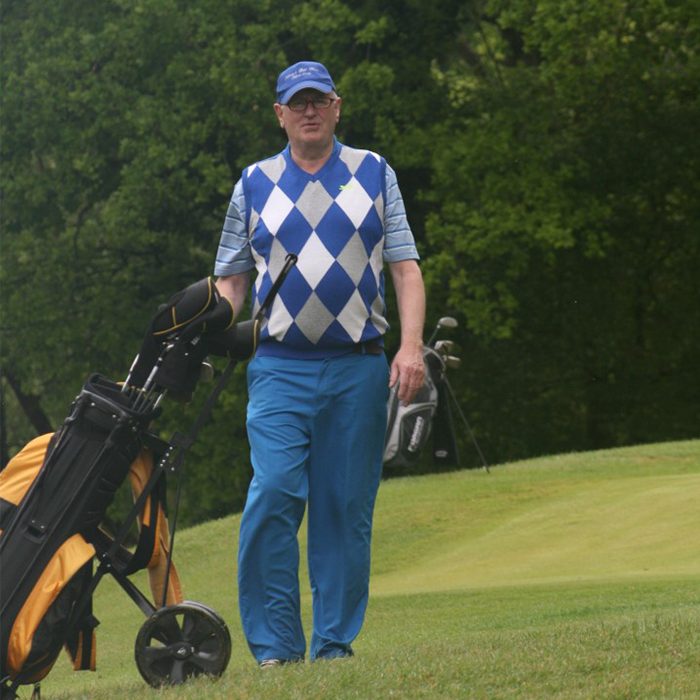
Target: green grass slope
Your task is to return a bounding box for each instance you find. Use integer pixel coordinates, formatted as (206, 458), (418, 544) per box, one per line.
(371, 441), (700, 594)
(38, 440), (700, 699)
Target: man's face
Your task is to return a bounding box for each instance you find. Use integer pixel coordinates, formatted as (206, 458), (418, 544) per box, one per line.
(274, 88), (341, 152)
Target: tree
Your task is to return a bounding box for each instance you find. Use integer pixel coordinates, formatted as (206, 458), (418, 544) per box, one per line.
(423, 0), (700, 459)
(1, 0), (467, 520)
(3, 0), (698, 521)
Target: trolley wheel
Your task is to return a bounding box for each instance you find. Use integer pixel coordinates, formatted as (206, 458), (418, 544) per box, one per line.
(134, 601), (231, 687)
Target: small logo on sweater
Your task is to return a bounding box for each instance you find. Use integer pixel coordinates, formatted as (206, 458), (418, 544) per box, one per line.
(339, 184), (353, 190)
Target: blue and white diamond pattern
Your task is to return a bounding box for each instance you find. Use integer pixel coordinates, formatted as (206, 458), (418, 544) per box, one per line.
(371, 294), (388, 333)
(296, 232), (336, 290)
(339, 147), (377, 175)
(373, 193), (384, 226)
(295, 292), (336, 344)
(334, 177), (374, 229)
(267, 236), (291, 283)
(368, 239), (384, 285)
(296, 180), (334, 229)
(260, 186), (295, 235)
(249, 145), (392, 349)
(266, 295), (294, 339)
(336, 290), (367, 343)
(249, 207), (261, 237)
(256, 155), (286, 184)
(337, 232), (370, 286)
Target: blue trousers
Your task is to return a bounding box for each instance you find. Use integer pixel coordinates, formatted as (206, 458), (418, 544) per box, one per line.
(239, 353), (389, 662)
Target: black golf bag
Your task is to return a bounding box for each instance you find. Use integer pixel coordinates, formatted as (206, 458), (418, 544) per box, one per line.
(383, 317), (487, 471)
(0, 256), (296, 698)
(383, 347), (459, 469)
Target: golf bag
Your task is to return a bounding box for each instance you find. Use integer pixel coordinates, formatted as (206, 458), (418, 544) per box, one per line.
(383, 347), (458, 468)
(0, 255), (297, 698)
(0, 392), (178, 691)
(383, 318), (487, 471)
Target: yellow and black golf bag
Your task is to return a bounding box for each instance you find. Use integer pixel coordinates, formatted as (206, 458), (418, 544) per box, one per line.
(0, 255), (296, 699)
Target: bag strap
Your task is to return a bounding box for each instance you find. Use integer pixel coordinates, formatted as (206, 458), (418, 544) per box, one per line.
(64, 562), (98, 672)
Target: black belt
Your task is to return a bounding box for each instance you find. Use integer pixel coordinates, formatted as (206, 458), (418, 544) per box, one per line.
(350, 342), (383, 355)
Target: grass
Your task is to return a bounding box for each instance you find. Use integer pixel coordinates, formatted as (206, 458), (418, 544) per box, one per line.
(30, 440), (700, 699)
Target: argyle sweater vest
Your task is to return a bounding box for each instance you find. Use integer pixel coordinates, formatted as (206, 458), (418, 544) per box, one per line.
(243, 142), (390, 359)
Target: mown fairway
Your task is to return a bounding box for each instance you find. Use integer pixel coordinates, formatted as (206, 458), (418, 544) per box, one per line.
(38, 440), (700, 699)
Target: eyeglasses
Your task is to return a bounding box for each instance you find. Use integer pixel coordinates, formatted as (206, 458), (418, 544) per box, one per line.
(285, 96), (337, 112)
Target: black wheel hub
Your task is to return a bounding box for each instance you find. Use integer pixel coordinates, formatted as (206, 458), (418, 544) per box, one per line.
(173, 643), (193, 659)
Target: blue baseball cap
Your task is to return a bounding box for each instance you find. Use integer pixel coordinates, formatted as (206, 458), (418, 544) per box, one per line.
(276, 61), (336, 104)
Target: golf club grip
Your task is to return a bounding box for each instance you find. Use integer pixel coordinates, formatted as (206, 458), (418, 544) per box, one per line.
(255, 254), (298, 322)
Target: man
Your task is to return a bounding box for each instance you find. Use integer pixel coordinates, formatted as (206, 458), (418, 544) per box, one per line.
(214, 61), (425, 666)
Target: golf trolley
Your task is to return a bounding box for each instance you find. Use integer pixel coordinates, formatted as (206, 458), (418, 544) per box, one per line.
(0, 256), (297, 699)
(384, 316), (488, 472)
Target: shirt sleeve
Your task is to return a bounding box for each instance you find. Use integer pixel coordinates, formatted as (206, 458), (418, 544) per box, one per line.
(383, 163), (419, 263)
(214, 179), (256, 277)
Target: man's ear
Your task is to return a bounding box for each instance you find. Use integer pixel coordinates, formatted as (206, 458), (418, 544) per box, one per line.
(335, 97), (342, 124)
(273, 103), (285, 129)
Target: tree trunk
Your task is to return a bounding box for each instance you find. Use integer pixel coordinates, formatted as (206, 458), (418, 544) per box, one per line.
(0, 379), (8, 467)
(2, 369), (54, 440)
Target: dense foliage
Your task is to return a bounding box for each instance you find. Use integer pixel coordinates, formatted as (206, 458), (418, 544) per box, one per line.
(2, 0), (698, 524)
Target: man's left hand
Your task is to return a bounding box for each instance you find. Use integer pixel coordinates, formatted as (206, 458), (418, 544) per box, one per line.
(389, 345), (425, 406)
(388, 259), (426, 406)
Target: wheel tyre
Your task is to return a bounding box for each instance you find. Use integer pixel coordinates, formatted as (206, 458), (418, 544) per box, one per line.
(134, 601), (231, 687)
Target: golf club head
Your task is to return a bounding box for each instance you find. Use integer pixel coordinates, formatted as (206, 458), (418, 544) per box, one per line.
(437, 316), (458, 330)
(199, 360), (215, 383)
(427, 316), (459, 346)
(445, 355), (461, 370)
(434, 340), (455, 354)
